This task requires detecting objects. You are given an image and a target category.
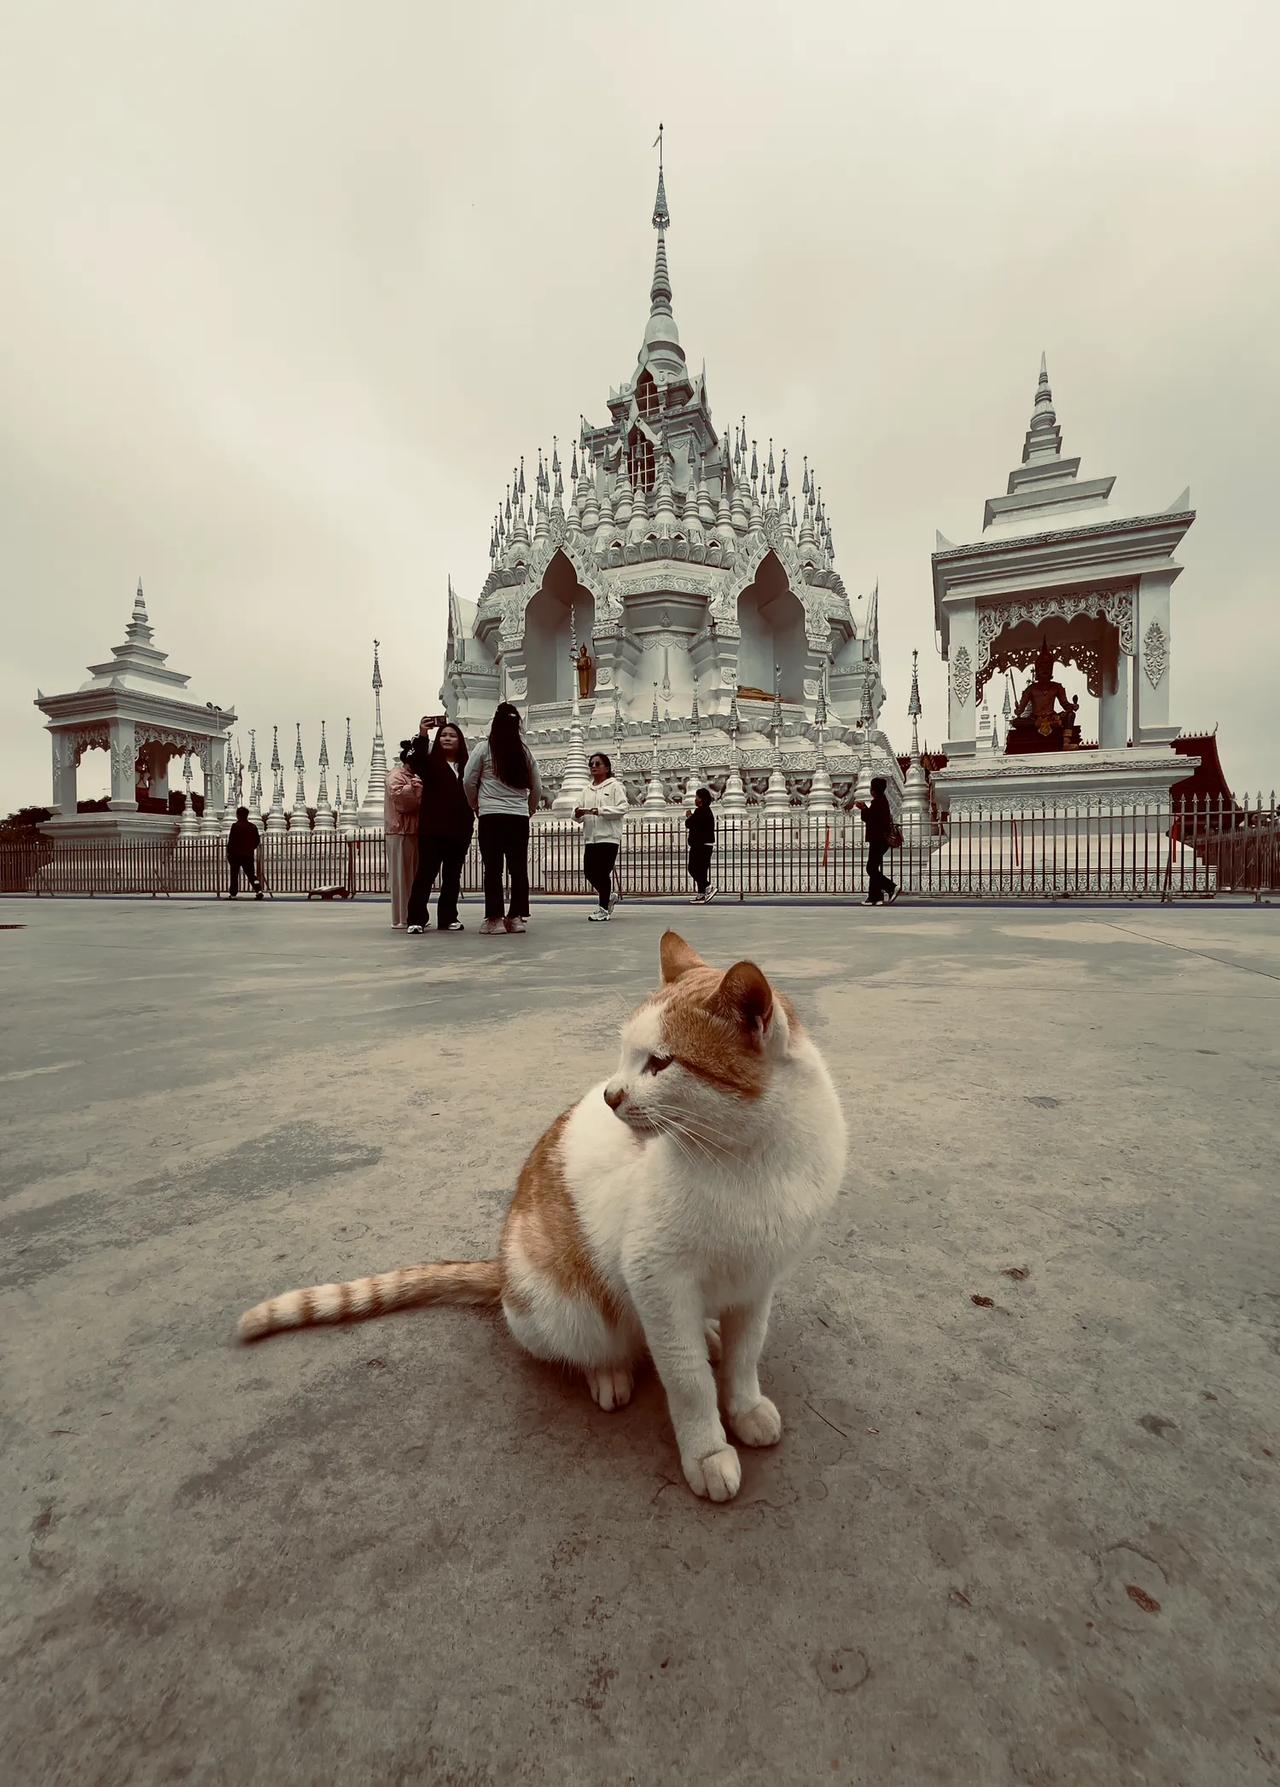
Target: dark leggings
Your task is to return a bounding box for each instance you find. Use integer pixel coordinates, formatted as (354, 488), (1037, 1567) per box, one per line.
(228, 856), (260, 895)
(478, 814), (530, 920)
(867, 840), (896, 904)
(583, 842), (618, 910)
(407, 833), (471, 928)
(688, 843), (713, 896)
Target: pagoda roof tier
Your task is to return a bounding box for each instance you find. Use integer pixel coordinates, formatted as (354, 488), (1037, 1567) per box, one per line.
(34, 580), (235, 736)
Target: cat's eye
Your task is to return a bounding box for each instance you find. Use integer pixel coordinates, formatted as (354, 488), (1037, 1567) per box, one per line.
(644, 1054), (674, 1075)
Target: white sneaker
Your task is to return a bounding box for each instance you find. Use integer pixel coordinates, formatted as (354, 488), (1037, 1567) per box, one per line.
(691, 894), (706, 904)
(705, 885), (718, 903)
(406, 924), (425, 935)
(588, 908), (610, 922)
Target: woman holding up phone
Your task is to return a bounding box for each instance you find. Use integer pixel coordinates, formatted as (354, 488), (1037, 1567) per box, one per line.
(574, 752), (629, 922)
(405, 721), (473, 933)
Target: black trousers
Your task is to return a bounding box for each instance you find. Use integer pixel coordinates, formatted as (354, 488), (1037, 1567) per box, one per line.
(867, 840), (896, 904)
(688, 843), (713, 895)
(228, 855), (260, 895)
(583, 842), (618, 910)
(407, 832), (471, 928)
(478, 814), (530, 920)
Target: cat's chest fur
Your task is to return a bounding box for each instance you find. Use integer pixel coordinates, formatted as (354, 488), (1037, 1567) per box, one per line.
(562, 1054), (845, 1304)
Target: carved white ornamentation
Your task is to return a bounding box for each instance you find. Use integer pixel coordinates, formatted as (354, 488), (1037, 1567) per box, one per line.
(1142, 618), (1169, 688)
(952, 646), (973, 708)
(975, 586), (1135, 700)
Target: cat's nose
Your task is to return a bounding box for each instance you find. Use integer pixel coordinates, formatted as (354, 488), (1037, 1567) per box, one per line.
(603, 1083), (625, 1111)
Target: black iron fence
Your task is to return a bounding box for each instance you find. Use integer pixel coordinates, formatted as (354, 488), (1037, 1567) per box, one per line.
(2, 797), (1276, 901)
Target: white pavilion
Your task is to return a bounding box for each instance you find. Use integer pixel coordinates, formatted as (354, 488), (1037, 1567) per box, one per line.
(34, 581), (237, 838)
(439, 151), (897, 814)
(931, 356), (1196, 817)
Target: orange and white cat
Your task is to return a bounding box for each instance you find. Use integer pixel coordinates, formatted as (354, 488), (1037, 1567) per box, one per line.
(238, 931), (847, 1502)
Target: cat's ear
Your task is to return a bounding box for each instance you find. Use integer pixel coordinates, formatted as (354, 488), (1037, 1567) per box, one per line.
(660, 931), (707, 984)
(710, 960), (774, 1045)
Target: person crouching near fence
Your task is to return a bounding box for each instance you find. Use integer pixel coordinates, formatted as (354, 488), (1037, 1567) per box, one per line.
(685, 786), (717, 903)
(574, 751), (629, 922)
(384, 740), (424, 928)
(464, 702), (542, 935)
(226, 806), (263, 900)
(855, 775), (900, 906)
(406, 722), (473, 934)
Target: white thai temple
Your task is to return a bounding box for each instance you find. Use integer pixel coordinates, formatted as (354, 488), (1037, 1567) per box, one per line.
(438, 148), (897, 814)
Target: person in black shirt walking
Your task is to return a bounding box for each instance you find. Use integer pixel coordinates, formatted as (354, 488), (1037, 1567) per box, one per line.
(685, 786), (717, 903)
(226, 807), (263, 899)
(855, 776), (899, 906)
(405, 722), (474, 933)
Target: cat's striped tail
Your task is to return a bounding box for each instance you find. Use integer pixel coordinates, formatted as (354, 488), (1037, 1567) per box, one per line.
(237, 1259), (503, 1342)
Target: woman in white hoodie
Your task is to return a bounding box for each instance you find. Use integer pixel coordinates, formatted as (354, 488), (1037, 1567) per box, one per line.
(574, 752), (630, 922)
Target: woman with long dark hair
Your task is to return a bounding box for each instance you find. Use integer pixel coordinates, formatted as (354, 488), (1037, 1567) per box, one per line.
(405, 721), (473, 933)
(685, 786), (717, 903)
(463, 702), (543, 934)
(574, 751), (629, 922)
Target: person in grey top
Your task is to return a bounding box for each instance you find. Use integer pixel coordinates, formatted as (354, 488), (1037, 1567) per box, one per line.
(463, 702), (543, 934)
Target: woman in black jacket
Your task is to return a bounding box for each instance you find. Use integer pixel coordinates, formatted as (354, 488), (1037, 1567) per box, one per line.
(685, 786), (717, 903)
(406, 723), (474, 933)
(855, 776), (899, 906)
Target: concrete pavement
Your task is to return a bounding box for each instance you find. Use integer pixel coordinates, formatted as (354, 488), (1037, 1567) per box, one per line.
(2, 897), (1278, 1785)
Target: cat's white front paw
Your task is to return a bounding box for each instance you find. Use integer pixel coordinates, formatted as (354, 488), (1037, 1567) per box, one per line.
(730, 1397), (783, 1447)
(683, 1445), (742, 1502)
(703, 1318), (722, 1364)
(585, 1364), (634, 1411)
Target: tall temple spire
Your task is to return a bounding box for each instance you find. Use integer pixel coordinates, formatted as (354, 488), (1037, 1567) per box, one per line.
(636, 123), (684, 378)
(314, 720), (335, 832)
(901, 649), (929, 825)
(266, 725), (286, 833)
(357, 640), (387, 825)
(339, 717), (357, 829)
(291, 723), (309, 827)
(1022, 352), (1063, 465)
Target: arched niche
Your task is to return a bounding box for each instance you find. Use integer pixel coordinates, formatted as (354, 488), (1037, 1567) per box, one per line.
(736, 551), (807, 700)
(524, 551), (596, 706)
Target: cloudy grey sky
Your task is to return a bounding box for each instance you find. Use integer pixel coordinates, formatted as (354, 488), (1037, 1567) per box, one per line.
(3, 0), (1278, 816)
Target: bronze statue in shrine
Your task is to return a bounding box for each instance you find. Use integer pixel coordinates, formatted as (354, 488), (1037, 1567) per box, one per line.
(575, 643), (595, 700)
(1005, 642), (1081, 754)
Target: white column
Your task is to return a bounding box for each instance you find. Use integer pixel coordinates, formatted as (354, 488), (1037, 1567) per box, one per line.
(147, 744), (171, 805)
(1097, 625), (1128, 749)
(50, 731), (78, 816)
(945, 600), (977, 757)
(107, 719), (138, 810)
(202, 737), (226, 831)
(1132, 571), (1177, 745)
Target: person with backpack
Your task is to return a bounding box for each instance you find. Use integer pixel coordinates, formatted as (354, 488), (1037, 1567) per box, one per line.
(405, 721), (474, 934)
(855, 775), (901, 905)
(573, 751), (629, 921)
(463, 702), (543, 934)
(685, 786), (717, 903)
(226, 806), (264, 899)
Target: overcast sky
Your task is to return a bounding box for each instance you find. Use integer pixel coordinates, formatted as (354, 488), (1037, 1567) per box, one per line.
(3, 0), (1278, 816)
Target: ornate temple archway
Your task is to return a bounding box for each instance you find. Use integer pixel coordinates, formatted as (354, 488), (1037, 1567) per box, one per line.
(523, 551), (597, 707)
(736, 551), (806, 702)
